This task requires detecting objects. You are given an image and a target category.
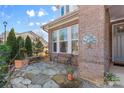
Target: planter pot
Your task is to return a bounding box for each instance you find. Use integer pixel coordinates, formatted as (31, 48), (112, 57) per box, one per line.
(67, 73), (74, 81)
(15, 60), (28, 69)
(108, 81), (114, 86)
(15, 60), (24, 69)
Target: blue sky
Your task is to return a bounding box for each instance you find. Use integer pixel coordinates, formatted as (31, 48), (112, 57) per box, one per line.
(0, 5), (59, 41)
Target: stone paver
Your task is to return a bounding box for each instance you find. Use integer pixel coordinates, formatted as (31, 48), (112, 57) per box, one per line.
(21, 79), (31, 85)
(9, 62), (67, 88)
(28, 84), (41, 88)
(12, 83), (27, 88)
(11, 77), (24, 85)
(43, 80), (59, 88)
(31, 73), (50, 85)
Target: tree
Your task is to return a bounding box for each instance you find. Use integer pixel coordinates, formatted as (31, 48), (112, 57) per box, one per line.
(34, 38), (44, 55)
(35, 38), (44, 51)
(25, 35), (32, 57)
(16, 36), (25, 59)
(7, 28), (17, 60)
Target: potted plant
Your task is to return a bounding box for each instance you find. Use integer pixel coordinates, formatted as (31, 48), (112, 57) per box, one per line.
(15, 47), (28, 69)
(67, 65), (74, 81)
(105, 72), (120, 86)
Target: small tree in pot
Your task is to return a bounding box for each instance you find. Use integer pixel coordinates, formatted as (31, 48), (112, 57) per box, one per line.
(15, 36), (28, 69)
(67, 65), (75, 81)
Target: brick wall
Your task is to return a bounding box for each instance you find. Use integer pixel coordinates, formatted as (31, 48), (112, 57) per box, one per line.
(78, 5), (110, 86)
(50, 53), (78, 66)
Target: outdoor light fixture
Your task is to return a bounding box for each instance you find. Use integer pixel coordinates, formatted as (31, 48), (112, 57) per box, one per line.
(3, 21), (7, 43)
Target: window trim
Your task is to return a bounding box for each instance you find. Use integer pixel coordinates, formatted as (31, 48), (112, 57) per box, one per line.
(71, 24), (79, 55)
(52, 31), (57, 53)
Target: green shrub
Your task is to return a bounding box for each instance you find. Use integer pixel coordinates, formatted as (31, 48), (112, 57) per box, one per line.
(16, 36), (25, 59)
(105, 72), (120, 81)
(7, 28), (17, 60)
(0, 44), (11, 63)
(0, 44), (11, 87)
(67, 65), (75, 74)
(25, 36), (32, 57)
(35, 38), (44, 51)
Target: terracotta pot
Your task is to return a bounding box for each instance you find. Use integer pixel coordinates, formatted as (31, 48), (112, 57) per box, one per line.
(15, 60), (24, 69)
(67, 73), (74, 81)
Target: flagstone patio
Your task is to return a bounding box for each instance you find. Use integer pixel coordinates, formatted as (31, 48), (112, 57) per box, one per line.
(7, 62), (80, 88)
(6, 62), (124, 88)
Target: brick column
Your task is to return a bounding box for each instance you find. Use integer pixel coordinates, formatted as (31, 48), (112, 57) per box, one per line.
(78, 5), (110, 86)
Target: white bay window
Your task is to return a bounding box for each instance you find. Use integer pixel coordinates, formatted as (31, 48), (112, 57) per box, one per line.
(51, 24), (78, 55)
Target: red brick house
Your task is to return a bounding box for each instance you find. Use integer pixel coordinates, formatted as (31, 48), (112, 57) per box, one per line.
(42, 5), (124, 86)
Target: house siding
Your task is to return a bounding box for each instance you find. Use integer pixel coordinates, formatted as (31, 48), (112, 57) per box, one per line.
(78, 5), (110, 86)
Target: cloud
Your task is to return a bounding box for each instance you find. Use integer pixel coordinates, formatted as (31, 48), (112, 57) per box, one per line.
(17, 21), (21, 24)
(38, 11), (45, 16)
(38, 8), (48, 17)
(26, 10), (35, 17)
(36, 22), (40, 26)
(51, 6), (58, 12)
(29, 22), (34, 26)
(50, 18), (54, 21)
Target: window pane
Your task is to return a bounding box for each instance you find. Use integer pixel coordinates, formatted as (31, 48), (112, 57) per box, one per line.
(59, 28), (67, 41)
(71, 25), (78, 40)
(52, 31), (57, 41)
(60, 42), (67, 52)
(72, 40), (78, 54)
(61, 6), (64, 16)
(53, 42), (57, 52)
(66, 5), (69, 13)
